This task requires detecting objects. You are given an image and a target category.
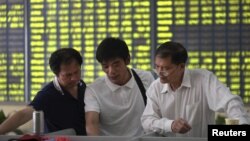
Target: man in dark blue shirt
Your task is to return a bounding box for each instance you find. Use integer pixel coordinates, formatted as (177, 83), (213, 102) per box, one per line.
(0, 48), (86, 135)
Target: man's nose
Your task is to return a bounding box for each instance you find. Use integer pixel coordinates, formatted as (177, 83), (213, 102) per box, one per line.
(70, 73), (79, 81)
(158, 67), (164, 72)
(157, 68), (169, 77)
(107, 66), (115, 75)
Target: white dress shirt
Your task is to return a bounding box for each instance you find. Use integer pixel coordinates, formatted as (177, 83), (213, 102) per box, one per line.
(141, 68), (250, 137)
(85, 68), (154, 137)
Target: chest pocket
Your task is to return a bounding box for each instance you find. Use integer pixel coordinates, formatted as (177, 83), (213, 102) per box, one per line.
(185, 101), (202, 136)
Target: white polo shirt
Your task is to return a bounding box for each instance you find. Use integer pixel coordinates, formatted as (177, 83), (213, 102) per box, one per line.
(85, 68), (154, 137)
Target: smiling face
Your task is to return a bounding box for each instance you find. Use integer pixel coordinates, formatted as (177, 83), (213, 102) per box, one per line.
(101, 58), (130, 85)
(155, 56), (184, 84)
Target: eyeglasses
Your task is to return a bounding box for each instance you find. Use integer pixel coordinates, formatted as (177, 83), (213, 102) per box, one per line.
(153, 69), (169, 77)
(153, 67), (178, 77)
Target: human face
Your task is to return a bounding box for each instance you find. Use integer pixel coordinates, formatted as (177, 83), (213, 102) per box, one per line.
(154, 56), (184, 84)
(101, 58), (130, 85)
(57, 60), (81, 89)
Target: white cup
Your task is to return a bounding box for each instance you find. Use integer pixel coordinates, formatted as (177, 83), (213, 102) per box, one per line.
(225, 118), (239, 125)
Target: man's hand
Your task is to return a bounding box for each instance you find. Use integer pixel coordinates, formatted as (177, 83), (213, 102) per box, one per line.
(171, 118), (192, 134)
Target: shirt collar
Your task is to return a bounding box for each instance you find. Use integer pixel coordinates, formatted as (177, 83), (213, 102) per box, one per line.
(160, 83), (169, 94)
(160, 68), (191, 94)
(105, 69), (134, 92)
(53, 76), (65, 95)
(53, 76), (83, 95)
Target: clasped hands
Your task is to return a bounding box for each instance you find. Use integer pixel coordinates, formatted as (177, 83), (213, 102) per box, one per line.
(171, 118), (192, 134)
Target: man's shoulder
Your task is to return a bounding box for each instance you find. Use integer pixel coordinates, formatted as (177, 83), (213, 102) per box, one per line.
(188, 68), (215, 81)
(30, 82), (58, 106)
(88, 76), (106, 88)
(37, 81), (58, 95)
(132, 68), (150, 74)
(188, 68), (213, 75)
(40, 81), (55, 90)
(149, 78), (161, 87)
(132, 68), (154, 80)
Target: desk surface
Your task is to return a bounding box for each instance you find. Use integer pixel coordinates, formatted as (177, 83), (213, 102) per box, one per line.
(0, 135), (207, 141)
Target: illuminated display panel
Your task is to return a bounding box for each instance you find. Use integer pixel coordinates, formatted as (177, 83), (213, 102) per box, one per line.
(0, 0), (25, 102)
(156, 0), (173, 45)
(0, 0), (249, 103)
(82, 1), (95, 83)
(129, 0), (151, 70)
(165, 0), (250, 103)
(28, 0), (45, 100)
(27, 0), (152, 99)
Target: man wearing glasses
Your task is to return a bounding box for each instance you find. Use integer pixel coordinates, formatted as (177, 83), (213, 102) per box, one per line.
(141, 41), (250, 137)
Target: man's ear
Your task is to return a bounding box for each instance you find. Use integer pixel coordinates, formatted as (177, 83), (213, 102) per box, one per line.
(125, 56), (130, 65)
(180, 63), (185, 69)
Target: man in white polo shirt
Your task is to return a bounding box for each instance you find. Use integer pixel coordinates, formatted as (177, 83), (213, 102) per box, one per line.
(84, 37), (154, 137)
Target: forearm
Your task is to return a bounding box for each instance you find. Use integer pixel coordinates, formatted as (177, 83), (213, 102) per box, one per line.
(141, 115), (174, 135)
(0, 108), (33, 134)
(86, 123), (100, 136)
(226, 97), (250, 124)
(85, 111), (100, 136)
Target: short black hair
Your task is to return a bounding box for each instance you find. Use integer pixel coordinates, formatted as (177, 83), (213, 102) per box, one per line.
(49, 48), (82, 75)
(96, 37), (130, 63)
(155, 41), (188, 64)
